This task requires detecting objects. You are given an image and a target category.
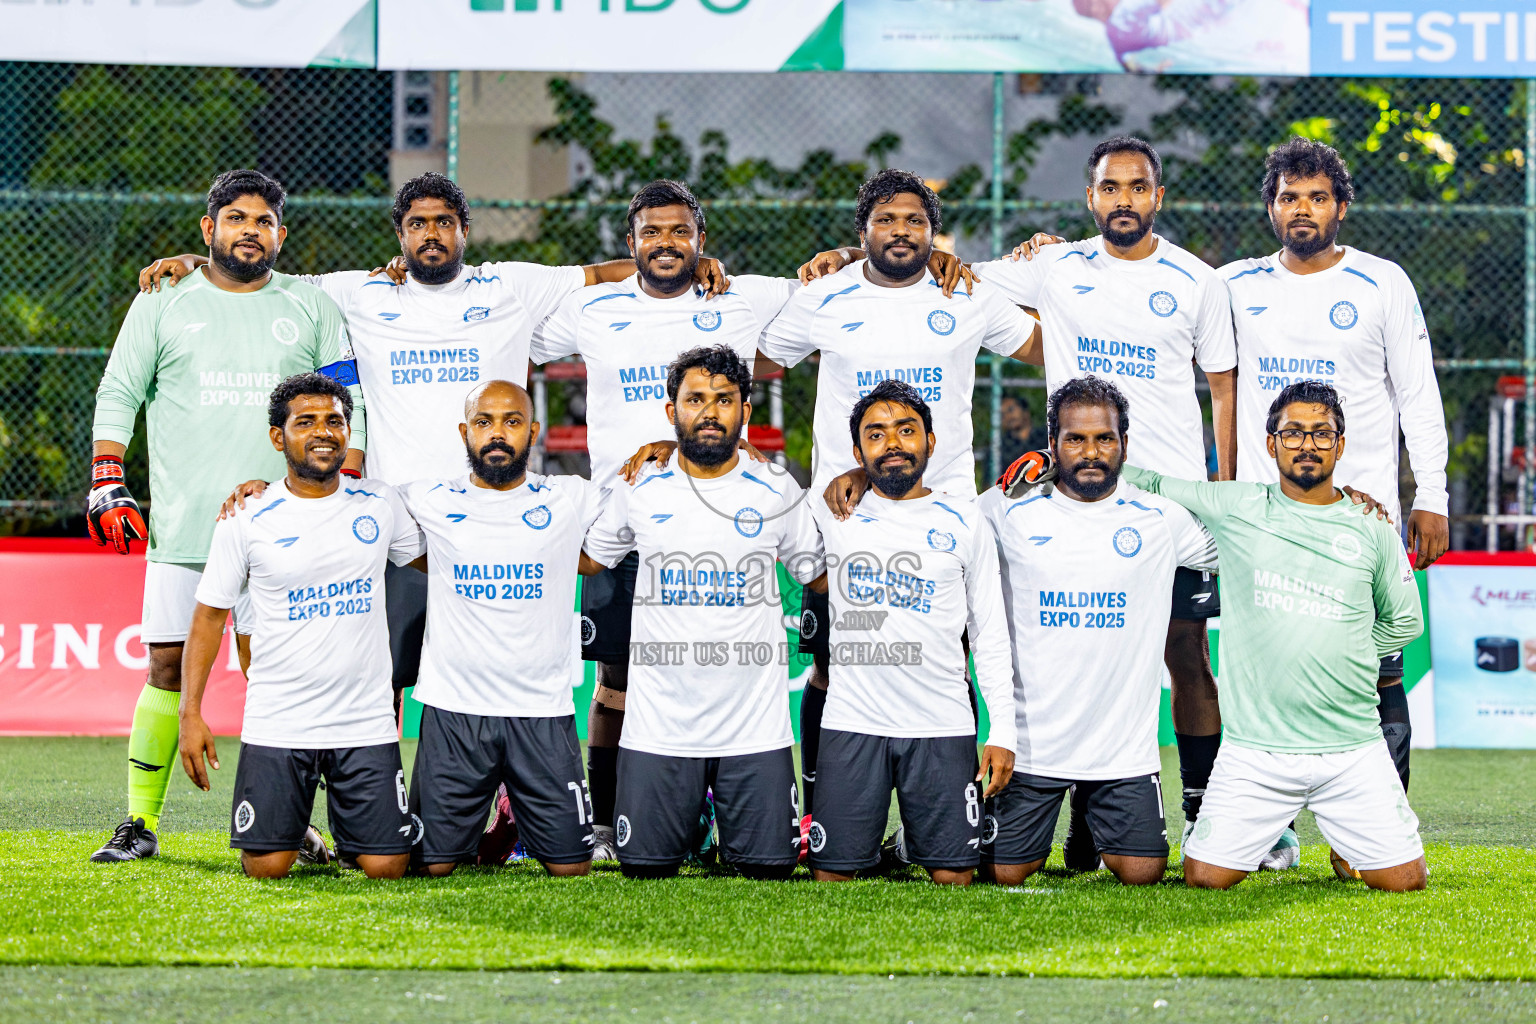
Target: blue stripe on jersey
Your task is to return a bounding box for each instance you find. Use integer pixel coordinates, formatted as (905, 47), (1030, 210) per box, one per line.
(1005, 493), (1051, 514)
(926, 279), (973, 300)
(345, 487), (382, 499)
(1342, 266), (1379, 288)
(1059, 250), (1097, 261)
(251, 498), (286, 521)
(933, 500), (967, 527)
(633, 471), (675, 491)
(1227, 266), (1273, 281)
(361, 280), (397, 288)
(1157, 257), (1196, 283)
(1116, 498), (1164, 516)
(741, 471), (782, 497)
(467, 275), (501, 284)
(817, 283), (862, 309)
(582, 291), (637, 310)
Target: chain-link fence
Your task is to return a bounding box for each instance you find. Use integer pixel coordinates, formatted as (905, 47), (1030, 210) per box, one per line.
(1, 63), (1532, 549)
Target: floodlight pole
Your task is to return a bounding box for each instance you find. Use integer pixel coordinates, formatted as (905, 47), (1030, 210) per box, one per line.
(447, 70), (462, 182)
(989, 71), (1006, 483)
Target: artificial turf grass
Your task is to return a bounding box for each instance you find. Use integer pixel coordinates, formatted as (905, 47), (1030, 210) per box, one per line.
(2, 830), (1532, 979)
(5, 969), (1536, 1024)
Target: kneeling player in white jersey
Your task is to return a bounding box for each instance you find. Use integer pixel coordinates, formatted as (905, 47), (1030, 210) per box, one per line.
(809, 381), (1015, 886)
(1223, 138), (1447, 814)
(399, 380), (603, 877)
(980, 378), (1218, 885)
(178, 373), (421, 879)
(582, 345), (825, 879)
(1121, 381), (1427, 892)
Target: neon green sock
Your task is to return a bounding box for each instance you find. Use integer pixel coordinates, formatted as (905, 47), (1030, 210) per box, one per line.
(127, 684), (181, 832)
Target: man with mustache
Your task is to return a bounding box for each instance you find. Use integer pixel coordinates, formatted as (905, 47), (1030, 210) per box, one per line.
(178, 373), (421, 880)
(1119, 381), (1427, 892)
(967, 136), (1237, 870)
(807, 381), (1015, 886)
(581, 345), (825, 879)
(764, 168), (1038, 841)
(978, 377), (1218, 886)
(139, 172), (723, 733)
(396, 380), (607, 878)
(1222, 139), (1448, 847)
(88, 169), (364, 865)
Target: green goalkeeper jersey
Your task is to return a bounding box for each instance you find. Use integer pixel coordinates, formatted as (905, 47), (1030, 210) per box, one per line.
(92, 269), (365, 563)
(1120, 466), (1422, 754)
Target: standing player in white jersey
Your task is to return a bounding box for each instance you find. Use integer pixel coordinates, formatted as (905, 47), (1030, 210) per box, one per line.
(529, 180), (796, 858)
(178, 373), (421, 880)
(969, 137), (1237, 864)
(1222, 137), (1449, 806)
(582, 345), (825, 879)
(766, 169), (1037, 832)
(808, 381), (1015, 886)
(979, 378), (1219, 885)
(138, 172), (724, 720)
(88, 169), (365, 865)
(399, 380), (603, 877)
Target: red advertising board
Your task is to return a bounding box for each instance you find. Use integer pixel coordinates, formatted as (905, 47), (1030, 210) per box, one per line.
(0, 539), (248, 735)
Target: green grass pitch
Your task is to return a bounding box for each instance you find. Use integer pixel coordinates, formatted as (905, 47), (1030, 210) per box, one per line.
(2, 738), (1534, 1022)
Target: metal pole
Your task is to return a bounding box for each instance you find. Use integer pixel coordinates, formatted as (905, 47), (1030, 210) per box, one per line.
(1525, 80), (1536, 531)
(446, 71), (461, 181)
(988, 72), (1006, 483)
(1489, 402), (1501, 552)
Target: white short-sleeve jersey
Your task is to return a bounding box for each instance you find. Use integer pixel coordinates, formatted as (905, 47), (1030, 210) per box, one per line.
(302, 261), (585, 487)
(582, 461), (824, 758)
(399, 473), (605, 719)
(195, 478), (424, 749)
(813, 490), (1016, 753)
(1221, 248), (1448, 522)
(979, 479), (1218, 779)
(530, 274), (796, 487)
(759, 261), (1032, 497)
(973, 236), (1236, 480)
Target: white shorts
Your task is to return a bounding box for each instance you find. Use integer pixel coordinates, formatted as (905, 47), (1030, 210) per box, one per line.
(141, 561), (251, 643)
(1184, 740), (1423, 873)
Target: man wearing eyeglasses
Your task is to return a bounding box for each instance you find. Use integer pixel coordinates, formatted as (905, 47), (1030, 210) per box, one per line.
(1119, 381), (1426, 892)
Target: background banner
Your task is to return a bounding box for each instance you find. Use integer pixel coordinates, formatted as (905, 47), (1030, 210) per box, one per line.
(1311, 1), (1536, 78)
(0, 0), (376, 68)
(1429, 553), (1536, 749)
(377, 0), (843, 72)
(0, 541), (247, 736)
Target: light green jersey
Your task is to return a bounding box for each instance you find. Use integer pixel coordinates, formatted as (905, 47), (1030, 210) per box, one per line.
(1121, 466), (1422, 754)
(92, 270), (364, 563)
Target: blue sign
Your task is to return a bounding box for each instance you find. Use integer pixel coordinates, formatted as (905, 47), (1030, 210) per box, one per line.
(1313, 2), (1536, 77)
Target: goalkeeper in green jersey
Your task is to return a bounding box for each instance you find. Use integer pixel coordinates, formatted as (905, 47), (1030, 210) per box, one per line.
(87, 169), (366, 864)
(1121, 381), (1426, 892)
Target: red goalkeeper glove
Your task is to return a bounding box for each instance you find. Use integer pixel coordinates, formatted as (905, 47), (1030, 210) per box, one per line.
(996, 449), (1056, 499)
(86, 454), (147, 555)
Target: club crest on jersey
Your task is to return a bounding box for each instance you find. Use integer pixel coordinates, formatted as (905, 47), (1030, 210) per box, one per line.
(1331, 533), (1363, 562)
(735, 507), (764, 538)
(982, 813), (999, 846)
(1113, 526), (1142, 558)
(580, 615), (597, 646)
(927, 529), (956, 552)
(522, 505), (552, 530)
(799, 607), (819, 639)
(352, 515), (380, 544)
(807, 820), (827, 853)
(693, 310), (722, 332)
(1148, 291), (1178, 318)
(270, 317), (299, 346)
(234, 800), (255, 833)
(927, 310), (956, 336)
(1330, 300), (1359, 329)
(616, 815), (632, 847)
(409, 814), (425, 846)
(463, 306), (490, 322)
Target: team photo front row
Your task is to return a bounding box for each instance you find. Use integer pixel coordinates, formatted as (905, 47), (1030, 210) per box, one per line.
(152, 352), (1426, 892)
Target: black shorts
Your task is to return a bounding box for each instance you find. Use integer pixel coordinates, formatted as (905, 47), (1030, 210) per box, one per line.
(808, 730), (981, 873)
(581, 551), (638, 667)
(386, 561), (428, 690)
(614, 746), (799, 868)
(411, 706), (594, 865)
(1379, 652), (1405, 679)
(982, 772), (1169, 865)
(1170, 566), (1220, 621)
(796, 584), (830, 661)
(230, 742), (413, 856)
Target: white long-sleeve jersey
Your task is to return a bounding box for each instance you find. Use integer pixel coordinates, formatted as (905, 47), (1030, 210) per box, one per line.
(1222, 248), (1448, 522)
